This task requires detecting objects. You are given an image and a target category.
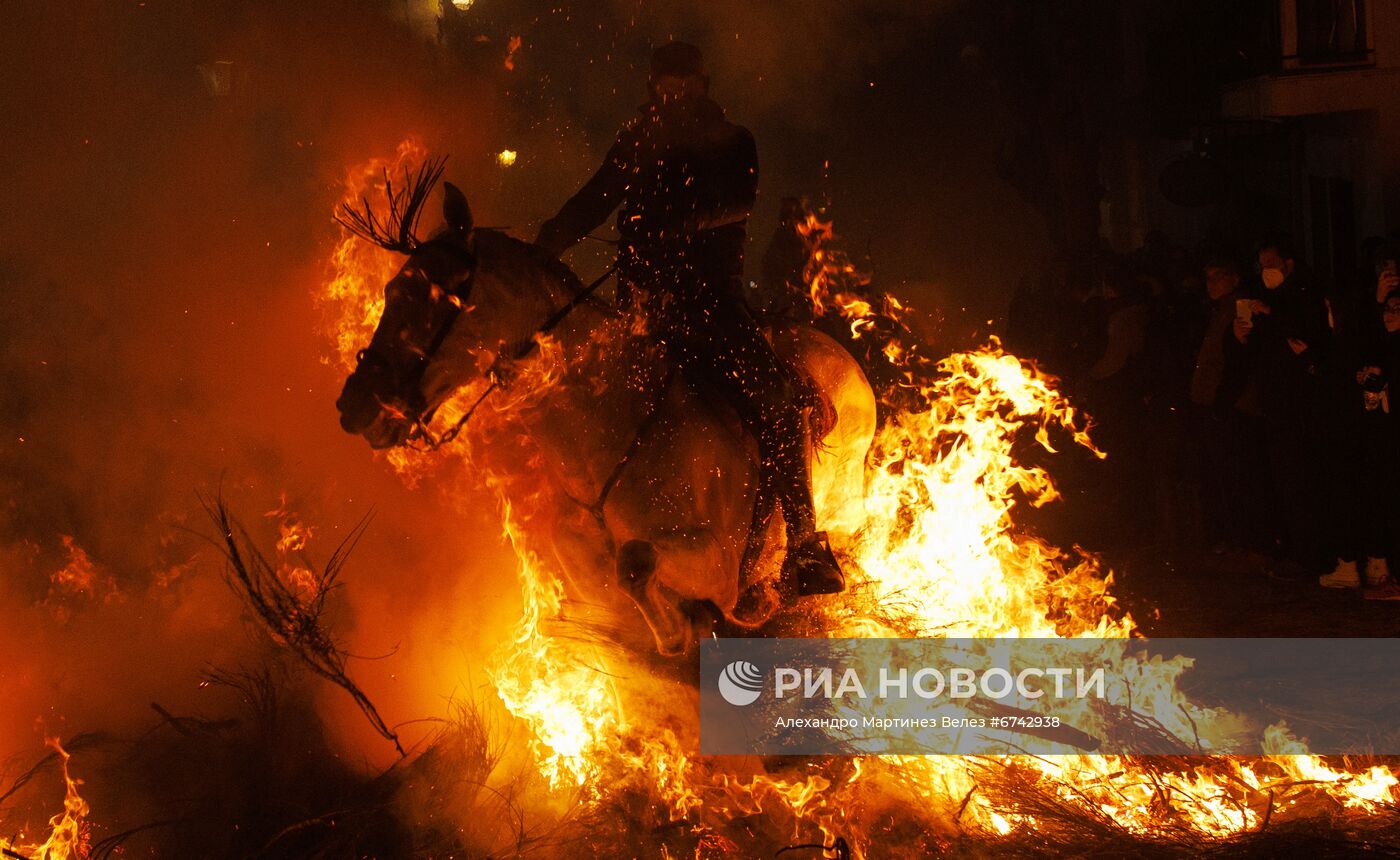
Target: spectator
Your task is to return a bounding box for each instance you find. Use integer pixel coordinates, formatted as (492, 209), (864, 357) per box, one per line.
(1191, 256), (1246, 410)
(1079, 260), (1156, 543)
(1087, 264), (1151, 386)
(1318, 254), (1400, 596)
(1188, 254), (1253, 550)
(1226, 235), (1332, 577)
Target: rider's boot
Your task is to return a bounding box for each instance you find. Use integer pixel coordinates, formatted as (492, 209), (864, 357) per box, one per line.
(765, 428), (846, 597)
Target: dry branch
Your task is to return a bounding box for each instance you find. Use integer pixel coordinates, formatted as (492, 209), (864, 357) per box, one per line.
(202, 495), (405, 757)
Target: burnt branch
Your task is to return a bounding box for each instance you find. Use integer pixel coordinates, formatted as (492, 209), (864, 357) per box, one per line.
(87, 820), (180, 860)
(201, 496), (405, 758)
(334, 155), (448, 254)
(0, 733), (112, 808)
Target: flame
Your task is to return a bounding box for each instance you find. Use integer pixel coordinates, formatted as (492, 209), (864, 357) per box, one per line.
(1, 740), (90, 860)
(798, 209), (881, 330)
(465, 340), (1398, 849)
(796, 206), (924, 390)
(40, 536), (120, 623)
(46, 537), (104, 601)
(475, 341), (1397, 851)
(320, 138), (430, 371)
(264, 494), (319, 605)
(486, 502), (619, 790)
(841, 346), (1108, 640)
(320, 143), (1400, 854)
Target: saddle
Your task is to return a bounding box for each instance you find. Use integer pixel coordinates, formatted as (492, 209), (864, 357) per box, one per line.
(588, 324), (837, 589)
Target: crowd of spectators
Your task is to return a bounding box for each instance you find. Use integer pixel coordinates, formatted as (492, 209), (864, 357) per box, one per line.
(1005, 231), (1400, 597)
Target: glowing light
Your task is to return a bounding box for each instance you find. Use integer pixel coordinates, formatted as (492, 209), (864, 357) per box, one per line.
(1, 739), (90, 860)
(496, 149), (517, 167)
(320, 141), (1400, 853)
(504, 35), (522, 71)
(450, 0), (474, 10)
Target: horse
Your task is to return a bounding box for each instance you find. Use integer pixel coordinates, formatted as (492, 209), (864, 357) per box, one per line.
(335, 177), (876, 655)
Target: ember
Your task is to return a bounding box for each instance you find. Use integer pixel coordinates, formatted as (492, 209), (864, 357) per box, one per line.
(9, 3), (1400, 857)
(315, 144), (1400, 854)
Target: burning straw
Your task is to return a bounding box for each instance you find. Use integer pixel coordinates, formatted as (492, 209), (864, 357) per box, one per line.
(201, 496), (405, 759)
(305, 145), (1400, 857)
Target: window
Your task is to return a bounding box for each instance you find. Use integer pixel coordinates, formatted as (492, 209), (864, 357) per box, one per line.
(1296, 0), (1368, 64)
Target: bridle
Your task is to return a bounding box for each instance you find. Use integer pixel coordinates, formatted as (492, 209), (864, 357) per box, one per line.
(406, 259), (620, 451)
(348, 234), (477, 448)
(354, 232), (620, 452)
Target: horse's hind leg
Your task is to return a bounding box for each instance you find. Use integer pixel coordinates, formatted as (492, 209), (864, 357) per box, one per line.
(617, 539), (691, 656)
(738, 475), (776, 585)
(732, 487), (784, 627)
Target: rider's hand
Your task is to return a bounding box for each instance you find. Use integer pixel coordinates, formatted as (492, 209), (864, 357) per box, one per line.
(489, 339), (537, 388)
(1232, 319), (1252, 344)
(534, 220), (573, 259)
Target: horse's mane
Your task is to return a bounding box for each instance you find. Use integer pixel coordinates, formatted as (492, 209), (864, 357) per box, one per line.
(334, 157), (447, 254)
(473, 227), (631, 339)
(330, 153), (590, 304)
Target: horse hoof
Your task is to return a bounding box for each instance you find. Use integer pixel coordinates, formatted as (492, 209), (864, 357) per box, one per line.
(732, 582), (779, 627)
(616, 539), (689, 655)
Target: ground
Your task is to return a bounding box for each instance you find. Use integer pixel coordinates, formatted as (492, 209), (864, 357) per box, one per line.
(1011, 429), (1400, 639)
(1118, 547), (1400, 638)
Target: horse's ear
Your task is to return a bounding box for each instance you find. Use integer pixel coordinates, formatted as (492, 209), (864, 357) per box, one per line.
(442, 181), (473, 235)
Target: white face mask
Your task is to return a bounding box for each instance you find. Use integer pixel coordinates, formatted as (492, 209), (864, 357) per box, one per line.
(1261, 267), (1286, 289)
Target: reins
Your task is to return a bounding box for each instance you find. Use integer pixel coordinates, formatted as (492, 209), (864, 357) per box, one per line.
(406, 260), (619, 450)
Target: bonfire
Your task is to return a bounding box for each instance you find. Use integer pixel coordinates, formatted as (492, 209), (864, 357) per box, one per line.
(6, 142), (1398, 859)
(311, 144), (1400, 857)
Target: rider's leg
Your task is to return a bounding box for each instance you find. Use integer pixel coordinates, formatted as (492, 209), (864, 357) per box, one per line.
(677, 300), (844, 594)
(678, 302), (815, 534)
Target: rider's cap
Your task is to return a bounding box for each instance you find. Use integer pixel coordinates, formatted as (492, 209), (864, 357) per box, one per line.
(650, 41), (705, 78)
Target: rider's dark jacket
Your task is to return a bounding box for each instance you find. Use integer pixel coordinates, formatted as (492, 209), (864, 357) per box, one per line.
(536, 93), (821, 542)
(536, 96), (758, 304)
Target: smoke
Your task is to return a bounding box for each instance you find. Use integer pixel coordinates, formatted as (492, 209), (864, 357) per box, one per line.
(0, 0), (1047, 850)
(595, 0), (957, 124)
(0, 0), (529, 840)
(491, 0), (1047, 333)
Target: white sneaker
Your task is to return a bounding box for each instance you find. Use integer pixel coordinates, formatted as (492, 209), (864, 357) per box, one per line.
(1319, 559), (1360, 588)
(1365, 580), (1400, 601)
(1364, 557), (1391, 587)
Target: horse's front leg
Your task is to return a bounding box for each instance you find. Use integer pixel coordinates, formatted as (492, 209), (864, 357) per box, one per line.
(616, 528), (728, 656)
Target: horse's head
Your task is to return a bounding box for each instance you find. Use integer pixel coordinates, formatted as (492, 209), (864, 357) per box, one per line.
(334, 178), (477, 448)
(337, 173), (555, 449)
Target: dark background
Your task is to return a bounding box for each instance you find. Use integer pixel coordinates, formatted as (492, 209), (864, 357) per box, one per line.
(3, 0), (1400, 848)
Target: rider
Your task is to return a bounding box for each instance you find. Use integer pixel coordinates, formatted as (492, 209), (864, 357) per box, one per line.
(534, 41), (844, 595)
